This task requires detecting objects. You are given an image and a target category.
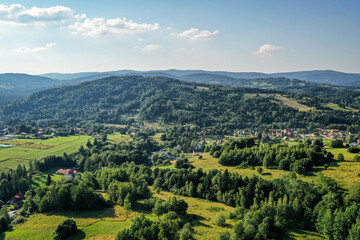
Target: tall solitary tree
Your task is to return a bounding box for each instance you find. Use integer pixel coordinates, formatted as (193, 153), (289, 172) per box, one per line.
(46, 174), (52, 186)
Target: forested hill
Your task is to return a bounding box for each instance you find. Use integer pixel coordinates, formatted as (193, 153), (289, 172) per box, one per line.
(1, 76), (358, 130)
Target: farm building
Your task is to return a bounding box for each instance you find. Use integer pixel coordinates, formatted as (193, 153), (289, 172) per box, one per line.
(56, 169), (78, 179)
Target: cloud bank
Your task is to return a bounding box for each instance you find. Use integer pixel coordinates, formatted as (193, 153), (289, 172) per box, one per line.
(0, 4), (82, 25)
(69, 17), (159, 36)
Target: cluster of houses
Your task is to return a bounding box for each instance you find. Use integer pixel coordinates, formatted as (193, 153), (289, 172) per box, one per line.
(233, 128), (360, 146)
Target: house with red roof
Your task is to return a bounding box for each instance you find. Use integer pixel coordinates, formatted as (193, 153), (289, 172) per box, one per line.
(56, 169), (78, 179)
(10, 193), (24, 205)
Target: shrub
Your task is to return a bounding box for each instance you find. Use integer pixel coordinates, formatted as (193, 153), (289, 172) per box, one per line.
(217, 231), (230, 240)
(330, 140), (344, 148)
(163, 211), (178, 220)
(348, 147), (360, 153)
(215, 213), (227, 227)
(338, 153), (345, 161)
(354, 155), (360, 162)
(53, 219), (77, 240)
(256, 167), (263, 175)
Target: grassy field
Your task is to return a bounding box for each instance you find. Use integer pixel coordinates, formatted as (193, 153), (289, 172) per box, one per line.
(244, 93), (314, 111)
(2, 189), (235, 240)
(274, 95), (314, 111)
(2, 186), (324, 240)
(186, 148), (360, 191)
(0, 134), (132, 172)
(0, 136), (92, 171)
(322, 102), (358, 112)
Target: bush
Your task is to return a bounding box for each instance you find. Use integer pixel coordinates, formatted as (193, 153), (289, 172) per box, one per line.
(215, 213), (227, 227)
(354, 155), (360, 162)
(11, 215), (26, 225)
(330, 140), (344, 148)
(198, 155), (203, 159)
(338, 153), (345, 161)
(217, 231), (230, 240)
(53, 219), (77, 240)
(348, 147), (360, 153)
(163, 211), (178, 220)
(256, 167), (263, 174)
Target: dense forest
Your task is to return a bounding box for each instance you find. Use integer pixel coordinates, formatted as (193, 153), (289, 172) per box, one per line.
(1, 76), (360, 131)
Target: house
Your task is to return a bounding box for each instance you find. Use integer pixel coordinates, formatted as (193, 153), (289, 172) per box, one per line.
(56, 169), (78, 179)
(276, 132), (283, 137)
(349, 142), (359, 147)
(10, 193), (24, 205)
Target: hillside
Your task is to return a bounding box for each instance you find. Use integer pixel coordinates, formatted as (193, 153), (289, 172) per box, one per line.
(1, 76), (358, 130)
(0, 73), (65, 102)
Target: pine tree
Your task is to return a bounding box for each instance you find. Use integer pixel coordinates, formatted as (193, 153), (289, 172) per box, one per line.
(46, 174), (52, 186)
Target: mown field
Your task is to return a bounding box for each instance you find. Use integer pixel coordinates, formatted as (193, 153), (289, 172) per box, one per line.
(0, 134), (132, 171)
(2, 189), (237, 240)
(186, 147), (360, 191)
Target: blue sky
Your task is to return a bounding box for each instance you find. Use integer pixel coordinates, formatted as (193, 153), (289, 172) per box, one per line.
(0, 0), (359, 74)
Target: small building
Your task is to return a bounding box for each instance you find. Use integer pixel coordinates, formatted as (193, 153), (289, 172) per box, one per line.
(10, 193), (24, 205)
(56, 169), (78, 179)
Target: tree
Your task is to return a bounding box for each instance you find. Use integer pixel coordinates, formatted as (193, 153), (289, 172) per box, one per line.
(330, 140), (343, 148)
(102, 133), (108, 142)
(153, 199), (167, 220)
(354, 155), (360, 162)
(256, 167), (263, 175)
(46, 174), (52, 186)
(53, 219), (77, 240)
(217, 231), (230, 240)
(124, 193), (132, 218)
(338, 153), (345, 161)
(215, 213), (226, 227)
(324, 164), (329, 170)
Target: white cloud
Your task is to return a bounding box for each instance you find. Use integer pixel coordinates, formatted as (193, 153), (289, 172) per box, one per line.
(69, 17), (159, 36)
(14, 42), (56, 53)
(143, 44), (161, 51)
(255, 44), (284, 54)
(0, 4), (81, 25)
(176, 28), (219, 40)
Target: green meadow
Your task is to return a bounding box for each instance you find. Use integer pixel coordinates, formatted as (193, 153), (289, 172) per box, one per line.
(0, 134), (132, 171)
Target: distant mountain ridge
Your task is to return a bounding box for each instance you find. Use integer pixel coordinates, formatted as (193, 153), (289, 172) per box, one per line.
(40, 69), (360, 87)
(0, 69), (359, 105)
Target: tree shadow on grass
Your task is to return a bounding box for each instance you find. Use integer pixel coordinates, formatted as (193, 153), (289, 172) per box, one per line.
(69, 230), (86, 240)
(183, 214), (212, 228)
(45, 207), (117, 219)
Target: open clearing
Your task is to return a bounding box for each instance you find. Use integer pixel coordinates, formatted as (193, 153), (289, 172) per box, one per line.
(2, 189), (322, 240)
(244, 93), (314, 111)
(187, 148), (360, 191)
(0, 134), (132, 171)
(274, 95), (314, 111)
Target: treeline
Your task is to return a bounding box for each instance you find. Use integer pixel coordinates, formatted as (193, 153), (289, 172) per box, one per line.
(21, 172), (107, 215)
(30, 137), (157, 173)
(211, 139), (333, 174)
(0, 165), (29, 202)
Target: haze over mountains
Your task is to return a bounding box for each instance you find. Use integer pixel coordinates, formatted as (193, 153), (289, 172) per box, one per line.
(0, 69), (359, 104)
(41, 69), (360, 86)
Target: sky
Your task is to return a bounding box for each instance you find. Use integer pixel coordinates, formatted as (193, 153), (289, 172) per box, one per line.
(0, 0), (359, 74)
